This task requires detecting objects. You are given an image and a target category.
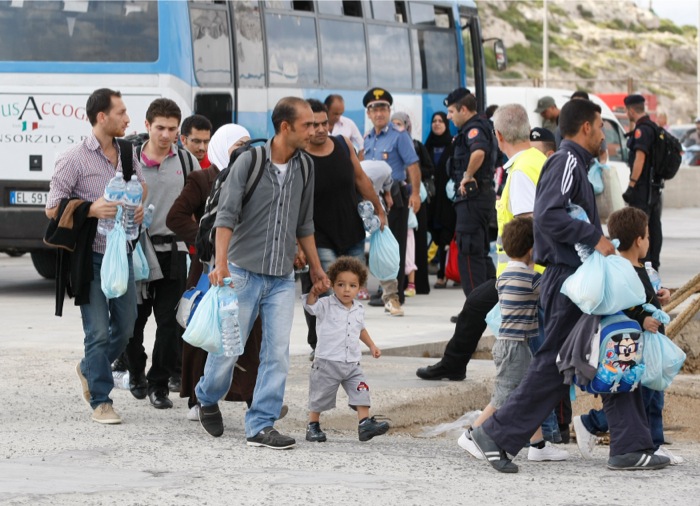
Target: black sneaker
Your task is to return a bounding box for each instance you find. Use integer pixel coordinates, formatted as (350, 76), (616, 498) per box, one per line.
(168, 376), (182, 393)
(199, 403), (224, 438)
(358, 416), (390, 441)
(607, 451), (670, 471)
(306, 422), (327, 442)
(470, 426), (518, 473)
(247, 426), (296, 449)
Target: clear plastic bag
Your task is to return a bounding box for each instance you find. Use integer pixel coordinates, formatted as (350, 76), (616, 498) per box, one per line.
(132, 242), (149, 282)
(485, 303), (501, 336)
(641, 305), (686, 391)
(182, 286), (223, 354)
(368, 227), (400, 281)
(100, 207), (129, 299)
(587, 160), (607, 195)
(407, 208), (418, 229)
(418, 410), (482, 438)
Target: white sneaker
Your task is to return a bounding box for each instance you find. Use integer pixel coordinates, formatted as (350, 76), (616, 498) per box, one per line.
(187, 404), (200, 421)
(458, 430), (484, 460)
(384, 299), (404, 317)
(528, 441), (570, 461)
(573, 415), (596, 460)
(654, 446), (684, 465)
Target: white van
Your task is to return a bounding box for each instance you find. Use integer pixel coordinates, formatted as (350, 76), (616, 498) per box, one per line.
(486, 86), (630, 220)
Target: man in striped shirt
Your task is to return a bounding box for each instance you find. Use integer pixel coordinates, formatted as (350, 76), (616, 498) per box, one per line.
(46, 88), (146, 425)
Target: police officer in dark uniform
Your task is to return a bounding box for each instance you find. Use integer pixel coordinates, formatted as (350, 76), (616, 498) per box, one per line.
(623, 94), (663, 270)
(469, 99), (670, 473)
(445, 88), (497, 296)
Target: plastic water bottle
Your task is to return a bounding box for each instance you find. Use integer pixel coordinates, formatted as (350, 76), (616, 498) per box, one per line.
(357, 200), (374, 219)
(97, 172), (126, 235)
(566, 201), (593, 261)
(142, 204), (155, 230)
(645, 262), (662, 292)
(363, 215), (381, 234)
(112, 370), (130, 389)
(123, 175), (143, 240)
(218, 277), (242, 357)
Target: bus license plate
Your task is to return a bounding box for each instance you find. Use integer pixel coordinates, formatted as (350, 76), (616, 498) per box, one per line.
(10, 190), (49, 206)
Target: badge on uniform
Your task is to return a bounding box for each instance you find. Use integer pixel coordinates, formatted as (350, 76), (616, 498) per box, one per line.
(382, 152), (389, 160)
(634, 129), (642, 139)
(468, 128), (479, 139)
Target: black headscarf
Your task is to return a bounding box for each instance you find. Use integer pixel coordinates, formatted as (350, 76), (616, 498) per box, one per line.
(424, 112), (453, 151)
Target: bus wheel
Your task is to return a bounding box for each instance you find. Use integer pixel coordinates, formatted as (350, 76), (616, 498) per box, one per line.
(30, 250), (57, 279)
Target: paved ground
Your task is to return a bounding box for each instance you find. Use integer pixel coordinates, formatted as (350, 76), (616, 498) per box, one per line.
(1, 208), (700, 505)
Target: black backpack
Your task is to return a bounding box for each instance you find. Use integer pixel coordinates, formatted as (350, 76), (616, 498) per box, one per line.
(118, 132), (195, 185)
(194, 139), (311, 263)
(649, 123), (682, 181)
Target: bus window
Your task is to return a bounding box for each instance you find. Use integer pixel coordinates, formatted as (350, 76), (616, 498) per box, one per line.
(195, 93), (233, 134)
(412, 29), (458, 91)
(367, 24), (411, 90)
(265, 1), (313, 12)
(265, 13), (319, 85)
(0, 1), (157, 62)
(371, 0), (406, 23)
(190, 5), (232, 85)
(319, 19), (367, 88)
(409, 3), (450, 27)
(459, 14), (475, 92)
(233, 0), (265, 87)
(318, 1), (363, 17)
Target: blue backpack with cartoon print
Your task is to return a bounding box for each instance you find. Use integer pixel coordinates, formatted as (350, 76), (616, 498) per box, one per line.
(579, 313), (646, 394)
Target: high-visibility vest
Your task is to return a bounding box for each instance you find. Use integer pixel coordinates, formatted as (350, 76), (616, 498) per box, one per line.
(496, 148), (546, 278)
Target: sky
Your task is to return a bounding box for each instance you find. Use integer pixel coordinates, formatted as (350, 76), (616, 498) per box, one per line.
(634, 0), (699, 27)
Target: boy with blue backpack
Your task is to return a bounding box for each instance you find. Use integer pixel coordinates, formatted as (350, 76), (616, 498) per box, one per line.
(458, 217), (569, 463)
(573, 207), (683, 465)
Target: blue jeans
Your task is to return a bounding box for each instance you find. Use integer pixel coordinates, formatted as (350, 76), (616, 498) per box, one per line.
(80, 252), (137, 409)
(196, 264), (295, 437)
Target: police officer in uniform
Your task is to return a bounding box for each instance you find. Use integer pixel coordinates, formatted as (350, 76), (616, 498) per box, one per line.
(445, 88), (497, 296)
(623, 94), (663, 270)
(363, 87), (421, 316)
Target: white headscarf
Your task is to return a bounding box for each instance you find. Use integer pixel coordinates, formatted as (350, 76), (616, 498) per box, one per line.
(207, 123), (251, 170)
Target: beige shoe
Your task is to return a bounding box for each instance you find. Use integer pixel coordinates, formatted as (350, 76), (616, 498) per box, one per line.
(92, 403), (122, 424)
(75, 363), (90, 406)
(384, 299), (404, 316)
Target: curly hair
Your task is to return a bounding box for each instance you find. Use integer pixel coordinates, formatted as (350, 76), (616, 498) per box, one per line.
(327, 256), (367, 287)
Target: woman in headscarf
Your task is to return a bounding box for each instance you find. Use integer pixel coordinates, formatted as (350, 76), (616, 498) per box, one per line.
(391, 112), (434, 295)
(424, 111), (456, 289)
(167, 123), (279, 421)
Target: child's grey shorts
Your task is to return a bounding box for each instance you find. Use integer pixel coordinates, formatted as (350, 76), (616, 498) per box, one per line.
(490, 338), (532, 409)
(308, 357), (371, 412)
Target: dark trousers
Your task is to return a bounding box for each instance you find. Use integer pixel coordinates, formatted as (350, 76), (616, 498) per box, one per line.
(455, 195), (496, 297)
(481, 264), (653, 457)
(126, 251), (186, 392)
(413, 204), (430, 294)
(441, 278), (498, 372)
(389, 195), (409, 305)
(629, 186), (662, 270)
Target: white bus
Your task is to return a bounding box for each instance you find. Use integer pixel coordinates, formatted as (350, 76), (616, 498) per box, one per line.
(0, 0), (502, 278)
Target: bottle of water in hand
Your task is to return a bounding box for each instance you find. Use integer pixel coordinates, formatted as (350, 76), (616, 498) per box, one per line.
(142, 204), (155, 230)
(357, 200), (374, 219)
(124, 175), (143, 240)
(645, 261), (662, 292)
(97, 172), (126, 235)
(218, 278), (242, 357)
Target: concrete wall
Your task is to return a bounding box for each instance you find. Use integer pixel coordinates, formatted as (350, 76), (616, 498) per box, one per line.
(664, 167), (700, 208)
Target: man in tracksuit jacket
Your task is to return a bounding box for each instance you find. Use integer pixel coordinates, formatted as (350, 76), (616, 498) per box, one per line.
(470, 99), (670, 473)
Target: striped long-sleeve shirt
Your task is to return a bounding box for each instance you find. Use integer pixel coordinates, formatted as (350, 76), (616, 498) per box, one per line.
(496, 261), (541, 341)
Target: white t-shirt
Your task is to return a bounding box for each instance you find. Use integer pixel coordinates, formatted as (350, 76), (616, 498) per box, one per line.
(272, 162), (288, 186)
(331, 116), (364, 151)
(508, 169), (536, 216)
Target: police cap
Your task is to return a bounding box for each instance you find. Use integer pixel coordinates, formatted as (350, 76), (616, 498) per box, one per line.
(363, 87), (393, 108)
(444, 87), (471, 107)
(529, 127), (555, 143)
(623, 94), (645, 107)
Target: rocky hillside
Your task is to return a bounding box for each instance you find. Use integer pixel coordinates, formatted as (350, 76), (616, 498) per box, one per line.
(479, 0), (698, 124)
